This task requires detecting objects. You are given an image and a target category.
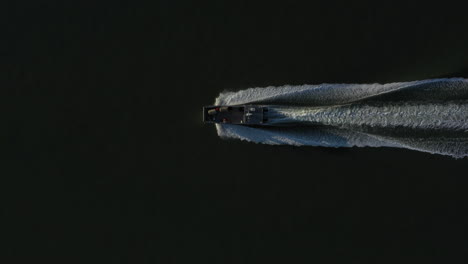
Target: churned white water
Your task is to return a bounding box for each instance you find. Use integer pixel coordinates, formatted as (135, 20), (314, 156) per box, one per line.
(214, 78), (468, 158)
(268, 101), (468, 131)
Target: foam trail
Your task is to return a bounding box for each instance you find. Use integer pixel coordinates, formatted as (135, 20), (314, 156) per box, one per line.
(268, 101), (468, 131)
(215, 78), (468, 106)
(214, 78), (468, 158)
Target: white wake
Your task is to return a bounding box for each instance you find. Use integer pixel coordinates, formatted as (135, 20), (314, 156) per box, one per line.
(214, 78), (468, 158)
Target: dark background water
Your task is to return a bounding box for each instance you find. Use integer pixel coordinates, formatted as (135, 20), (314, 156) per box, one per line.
(4, 1), (468, 263)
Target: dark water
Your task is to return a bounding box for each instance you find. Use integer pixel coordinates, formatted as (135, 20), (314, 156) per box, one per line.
(5, 1), (468, 263)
